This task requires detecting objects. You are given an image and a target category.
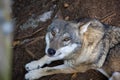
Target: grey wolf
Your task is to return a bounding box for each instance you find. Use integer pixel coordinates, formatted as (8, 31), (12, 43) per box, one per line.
(25, 18), (120, 80)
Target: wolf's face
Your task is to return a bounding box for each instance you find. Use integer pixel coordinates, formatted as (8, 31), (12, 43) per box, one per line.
(45, 19), (81, 59)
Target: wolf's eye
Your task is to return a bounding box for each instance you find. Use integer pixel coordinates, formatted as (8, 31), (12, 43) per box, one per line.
(63, 37), (71, 41)
(51, 31), (56, 37)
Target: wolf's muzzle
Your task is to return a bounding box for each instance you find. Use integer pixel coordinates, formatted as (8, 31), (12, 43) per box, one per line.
(47, 48), (56, 56)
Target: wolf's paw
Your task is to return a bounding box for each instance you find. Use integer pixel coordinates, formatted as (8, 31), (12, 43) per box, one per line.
(109, 72), (120, 80)
(25, 69), (43, 80)
(25, 61), (43, 71)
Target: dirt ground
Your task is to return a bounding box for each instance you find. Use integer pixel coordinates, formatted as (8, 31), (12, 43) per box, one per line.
(12, 0), (120, 80)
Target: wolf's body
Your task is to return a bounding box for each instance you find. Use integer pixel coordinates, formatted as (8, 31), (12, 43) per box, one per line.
(25, 18), (120, 80)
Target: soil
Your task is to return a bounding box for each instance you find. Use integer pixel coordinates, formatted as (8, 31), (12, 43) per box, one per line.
(12, 0), (120, 80)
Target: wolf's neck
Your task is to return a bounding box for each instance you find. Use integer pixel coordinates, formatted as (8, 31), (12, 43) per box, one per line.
(96, 26), (120, 68)
(105, 26), (120, 48)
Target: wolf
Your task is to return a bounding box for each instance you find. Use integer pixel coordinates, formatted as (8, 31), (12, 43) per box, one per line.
(25, 18), (120, 80)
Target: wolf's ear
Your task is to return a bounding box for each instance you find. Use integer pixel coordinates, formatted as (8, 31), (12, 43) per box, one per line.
(79, 19), (103, 34)
(69, 21), (91, 33)
(54, 10), (63, 20)
(79, 22), (91, 34)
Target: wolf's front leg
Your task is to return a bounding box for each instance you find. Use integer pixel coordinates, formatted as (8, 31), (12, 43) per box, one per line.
(25, 55), (51, 71)
(25, 55), (63, 71)
(25, 64), (77, 80)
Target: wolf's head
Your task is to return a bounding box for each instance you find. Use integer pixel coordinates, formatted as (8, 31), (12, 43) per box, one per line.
(45, 19), (105, 60)
(45, 19), (81, 58)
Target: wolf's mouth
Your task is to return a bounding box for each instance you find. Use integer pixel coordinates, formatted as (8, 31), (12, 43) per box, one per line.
(57, 52), (62, 56)
(54, 52), (62, 57)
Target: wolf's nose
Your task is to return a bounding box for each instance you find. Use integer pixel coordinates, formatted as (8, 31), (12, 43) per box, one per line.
(47, 48), (56, 56)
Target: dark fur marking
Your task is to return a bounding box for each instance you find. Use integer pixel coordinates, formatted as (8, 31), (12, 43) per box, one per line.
(46, 69), (57, 72)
